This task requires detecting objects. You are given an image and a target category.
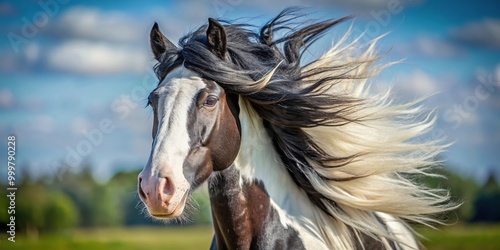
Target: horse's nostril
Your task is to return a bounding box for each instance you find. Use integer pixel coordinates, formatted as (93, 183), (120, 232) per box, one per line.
(138, 177), (148, 201)
(160, 177), (175, 202)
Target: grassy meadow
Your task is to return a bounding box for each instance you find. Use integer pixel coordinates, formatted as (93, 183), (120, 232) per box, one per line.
(1, 224), (500, 249)
(0, 226), (213, 250)
(418, 224), (500, 250)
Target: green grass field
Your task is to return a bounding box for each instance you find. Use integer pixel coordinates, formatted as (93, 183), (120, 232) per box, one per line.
(1, 224), (499, 249)
(0, 226), (214, 250)
(418, 224), (500, 250)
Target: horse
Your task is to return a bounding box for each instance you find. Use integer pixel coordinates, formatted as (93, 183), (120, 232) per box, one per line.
(137, 9), (454, 249)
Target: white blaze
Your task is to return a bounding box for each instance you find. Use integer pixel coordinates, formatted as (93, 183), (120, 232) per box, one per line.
(149, 67), (206, 210)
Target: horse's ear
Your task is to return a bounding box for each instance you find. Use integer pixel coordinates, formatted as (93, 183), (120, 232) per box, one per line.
(150, 22), (176, 61)
(206, 18), (227, 59)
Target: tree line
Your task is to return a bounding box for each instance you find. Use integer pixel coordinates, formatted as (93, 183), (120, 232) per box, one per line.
(0, 163), (498, 236)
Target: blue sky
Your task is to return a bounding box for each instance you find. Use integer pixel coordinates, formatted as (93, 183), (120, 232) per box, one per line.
(1, 0), (499, 182)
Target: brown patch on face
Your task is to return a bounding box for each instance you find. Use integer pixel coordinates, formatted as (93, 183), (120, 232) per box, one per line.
(178, 79), (241, 190)
(183, 146), (213, 188)
(196, 80), (241, 171)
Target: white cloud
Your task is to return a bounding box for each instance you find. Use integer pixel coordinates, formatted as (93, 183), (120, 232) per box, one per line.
(414, 36), (463, 57)
(71, 116), (91, 135)
(45, 7), (166, 74)
(395, 36), (463, 58)
(0, 52), (20, 71)
(226, 0), (423, 12)
(0, 89), (14, 108)
(450, 19), (500, 49)
(55, 7), (144, 43)
(495, 65), (500, 84)
(24, 42), (40, 63)
(52, 5), (202, 45)
(396, 69), (440, 96)
(47, 40), (148, 74)
(316, 0), (422, 10)
(460, 110), (480, 126)
(31, 115), (55, 134)
(476, 64), (500, 92)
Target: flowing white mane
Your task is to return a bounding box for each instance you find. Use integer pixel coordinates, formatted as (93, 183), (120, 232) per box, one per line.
(234, 31), (453, 249)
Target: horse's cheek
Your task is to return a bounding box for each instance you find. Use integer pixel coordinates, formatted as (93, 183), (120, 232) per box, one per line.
(183, 147), (213, 185)
(214, 114), (240, 170)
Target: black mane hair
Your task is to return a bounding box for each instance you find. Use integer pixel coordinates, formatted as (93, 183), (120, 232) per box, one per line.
(154, 8), (373, 217)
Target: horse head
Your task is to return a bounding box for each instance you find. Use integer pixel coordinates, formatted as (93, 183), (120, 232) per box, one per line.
(138, 20), (240, 219)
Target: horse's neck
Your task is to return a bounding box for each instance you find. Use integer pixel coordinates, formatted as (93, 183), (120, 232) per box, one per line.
(208, 166), (306, 249)
(232, 99), (321, 231)
(208, 166), (259, 249)
(209, 100), (415, 249)
(207, 99), (328, 249)
(232, 99), (315, 216)
(223, 100), (413, 250)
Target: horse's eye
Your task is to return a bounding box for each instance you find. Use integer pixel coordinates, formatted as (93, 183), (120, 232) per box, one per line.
(203, 95), (219, 107)
(147, 94), (154, 107)
(146, 98), (154, 108)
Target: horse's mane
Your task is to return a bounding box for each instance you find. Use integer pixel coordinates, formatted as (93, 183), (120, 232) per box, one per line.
(155, 8), (455, 248)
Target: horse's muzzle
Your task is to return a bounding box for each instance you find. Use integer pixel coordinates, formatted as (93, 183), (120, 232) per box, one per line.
(137, 174), (188, 218)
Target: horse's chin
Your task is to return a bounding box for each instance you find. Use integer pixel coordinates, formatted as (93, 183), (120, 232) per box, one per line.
(148, 191), (189, 219)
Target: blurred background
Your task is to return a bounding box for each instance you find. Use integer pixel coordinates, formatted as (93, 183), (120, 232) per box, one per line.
(1, 0), (499, 249)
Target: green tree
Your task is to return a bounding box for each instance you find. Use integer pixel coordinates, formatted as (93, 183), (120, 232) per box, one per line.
(16, 183), (47, 234)
(0, 188), (8, 224)
(89, 185), (125, 226)
(44, 190), (79, 232)
(421, 167), (479, 222)
(472, 172), (500, 222)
